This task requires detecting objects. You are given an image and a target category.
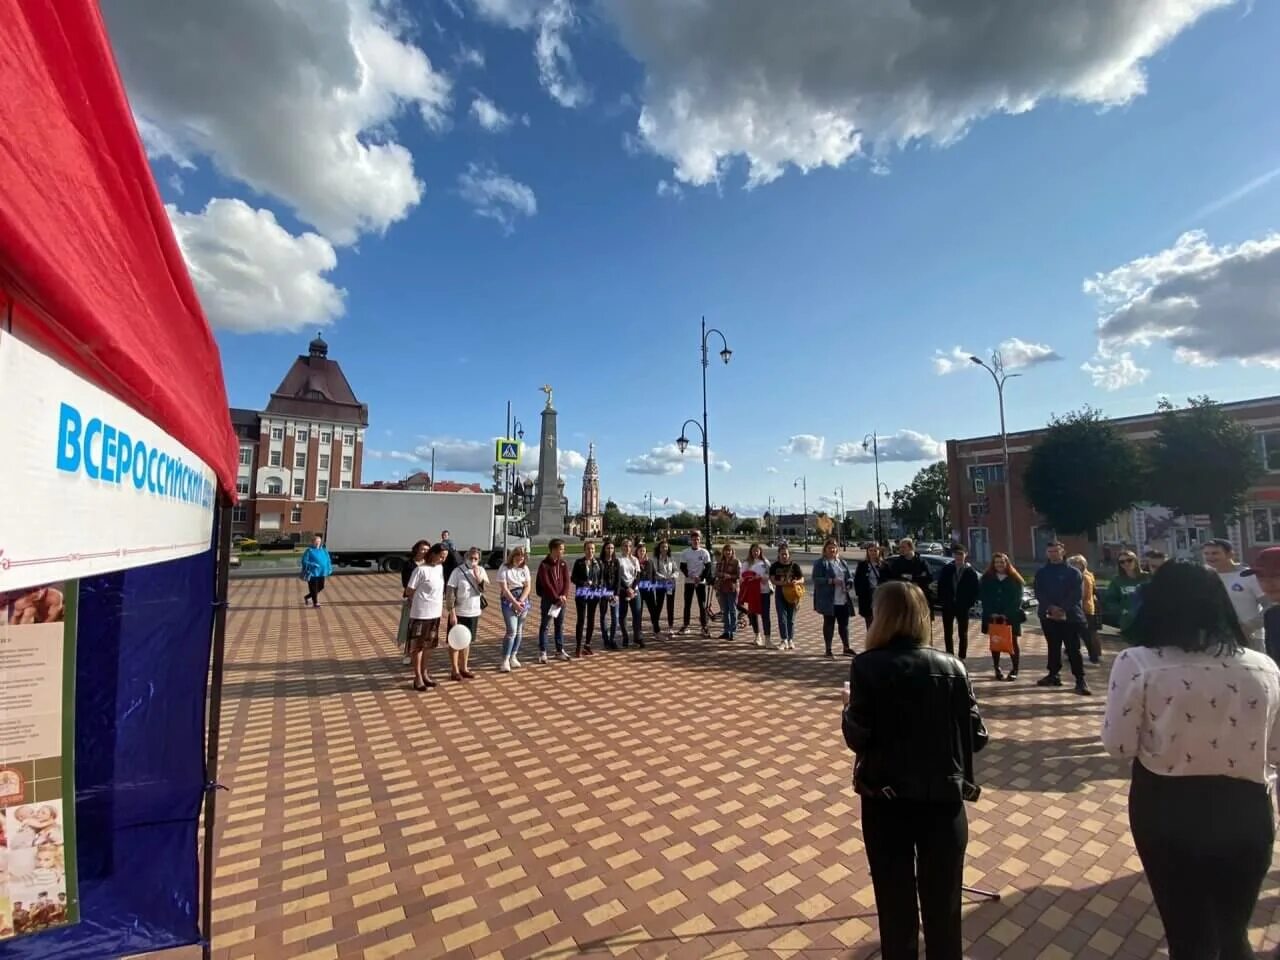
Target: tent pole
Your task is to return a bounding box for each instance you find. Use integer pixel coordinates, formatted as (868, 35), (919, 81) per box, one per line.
(202, 496), (233, 960)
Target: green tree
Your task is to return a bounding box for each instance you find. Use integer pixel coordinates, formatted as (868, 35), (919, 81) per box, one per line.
(653, 517), (671, 532)
(1023, 408), (1145, 547)
(891, 462), (949, 537)
(711, 514), (732, 536)
(669, 510), (699, 530)
(734, 518), (760, 536)
(1147, 396), (1261, 536)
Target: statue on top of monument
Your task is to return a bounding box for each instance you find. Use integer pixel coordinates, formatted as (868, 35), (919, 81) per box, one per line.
(540, 384), (553, 408)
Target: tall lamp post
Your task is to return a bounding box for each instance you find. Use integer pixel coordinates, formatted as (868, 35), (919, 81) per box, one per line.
(877, 481), (892, 541)
(677, 317), (732, 546)
(643, 491), (655, 537)
(862, 433), (883, 544)
(833, 486), (846, 548)
(794, 476), (808, 551)
(969, 352), (1018, 560)
(767, 495), (776, 541)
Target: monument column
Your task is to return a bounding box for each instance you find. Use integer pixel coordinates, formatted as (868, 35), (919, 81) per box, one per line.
(532, 385), (563, 537)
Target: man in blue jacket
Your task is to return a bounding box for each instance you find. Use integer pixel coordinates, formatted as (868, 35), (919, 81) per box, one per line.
(1033, 541), (1090, 695)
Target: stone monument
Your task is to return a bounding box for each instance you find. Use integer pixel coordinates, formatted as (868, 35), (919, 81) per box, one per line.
(531, 385), (564, 538)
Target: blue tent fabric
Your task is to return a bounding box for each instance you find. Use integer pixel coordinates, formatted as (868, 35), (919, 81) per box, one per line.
(0, 549), (214, 959)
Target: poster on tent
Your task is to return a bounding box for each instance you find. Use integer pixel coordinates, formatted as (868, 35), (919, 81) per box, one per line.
(0, 580), (78, 940)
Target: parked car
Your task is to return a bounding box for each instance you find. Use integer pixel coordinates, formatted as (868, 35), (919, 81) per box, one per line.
(919, 542), (945, 555)
(259, 535), (298, 551)
(232, 534), (257, 549)
(919, 554), (1038, 616)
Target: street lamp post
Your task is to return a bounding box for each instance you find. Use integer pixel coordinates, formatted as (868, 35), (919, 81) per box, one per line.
(877, 481), (892, 541)
(677, 317), (732, 547)
(643, 491), (655, 537)
(833, 486), (845, 548)
(862, 433), (883, 544)
(969, 352), (1019, 560)
(767, 495), (776, 541)
(794, 476), (808, 551)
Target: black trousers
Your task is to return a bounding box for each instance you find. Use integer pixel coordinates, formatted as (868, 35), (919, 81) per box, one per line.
(306, 576), (326, 604)
(1130, 760), (1272, 959)
(574, 598), (598, 652)
(644, 589), (674, 632)
(823, 605), (852, 653)
(682, 583), (708, 629)
(861, 796), (967, 960)
(1043, 618), (1085, 681)
(941, 610), (970, 659)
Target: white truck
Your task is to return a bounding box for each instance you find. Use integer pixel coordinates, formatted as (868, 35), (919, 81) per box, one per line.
(325, 488), (530, 571)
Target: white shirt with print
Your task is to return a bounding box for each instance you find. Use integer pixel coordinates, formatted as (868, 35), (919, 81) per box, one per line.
(681, 547), (711, 581)
(498, 563), (531, 601)
(407, 564), (445, 620)
(1218, 567), (1269, 639)
(746, 559), (772, 594)
(618, 556), (640, 588)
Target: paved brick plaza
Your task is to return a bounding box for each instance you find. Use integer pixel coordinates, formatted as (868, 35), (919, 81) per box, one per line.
(205, 574), (1280, 959)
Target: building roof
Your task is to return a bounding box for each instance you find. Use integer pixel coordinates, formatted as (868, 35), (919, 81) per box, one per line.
(265, 334), (369, 426)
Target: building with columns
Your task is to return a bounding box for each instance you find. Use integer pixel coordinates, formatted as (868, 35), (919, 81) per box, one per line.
(230, 334), (368, 539)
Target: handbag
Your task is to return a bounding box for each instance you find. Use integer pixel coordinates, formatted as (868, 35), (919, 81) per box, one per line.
(783, 579), (806, 606)
(988, 619), (1015, 655)
(464, 570), (489, 610)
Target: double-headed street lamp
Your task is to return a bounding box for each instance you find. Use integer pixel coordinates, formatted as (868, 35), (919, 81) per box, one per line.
(794, 476), (808, 551)
(969, 352), (1018, 559)
(676, 317), (732, 546)
(862, 433), (883, 544)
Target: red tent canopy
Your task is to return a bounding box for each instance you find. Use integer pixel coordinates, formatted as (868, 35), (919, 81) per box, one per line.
(0, 0), (238, 500)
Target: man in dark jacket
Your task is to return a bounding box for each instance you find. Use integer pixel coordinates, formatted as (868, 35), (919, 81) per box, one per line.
(1033, 541), (1090, 694)
(936, 545), (980, 660)
(439, 530), (461, 585)
(536, 539), (572, 662)
(883, 538), (933, 591)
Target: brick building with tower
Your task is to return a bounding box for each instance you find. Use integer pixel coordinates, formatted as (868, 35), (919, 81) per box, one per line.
(946, 393), (1280, 568)
(230, 334), (368, 540)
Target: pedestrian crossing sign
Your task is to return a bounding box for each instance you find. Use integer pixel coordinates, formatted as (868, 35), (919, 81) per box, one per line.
(496, 439), (522, 464)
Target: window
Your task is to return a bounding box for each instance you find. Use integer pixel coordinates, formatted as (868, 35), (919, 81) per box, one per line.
(342, 455), (353, 471)
(340, 481), (352, 489)
(343, 433), (354, 447)
(318, 454), (330, 470)
(239, 447), (252, 466)
(1258, 431), (1280, 473)
(296, 427), (309, 443)
(293, 478), (305, 497)
(232, 506), (248, 524)
(236, 479), (250, 496)
(320, 431), (331, 444)
(1252, 506), (1280, 545)
(290, 506), (303, 524)
(317, 479), (329, 498)
(270, 426), (283, 441)
(268, 451), (282, 467)
(294, 451), (306, 469)
(265, 478), (283, 496)
(968, 463), (1005, 486)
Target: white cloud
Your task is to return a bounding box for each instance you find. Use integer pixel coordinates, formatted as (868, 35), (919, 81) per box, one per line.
(471, 0), (588, 107)
(389, 438), (586, 478)
(1192, 165), (1280, 222)
(832, 430), (945, 464)
(457, 163), (538, 232)
(603, 0), (1231, 187)
(713, 460), (732, 472)
(103, 0), (451, 245)
(470, 94), (514, 131)
(557, 449), (588, 473)
(167, 198), (345, 333)
(779, 435), (825, 460)
(1081, 351), (1151, 391)
(1085, 229), (1280, 370)
(624, 443), (727, 475)
(456, 45), (486, 68)
(934, 338), (1061, 375)
(656, 179), (684, 200)
(765, 466), (779, 474)
(470, 0), (541, 27)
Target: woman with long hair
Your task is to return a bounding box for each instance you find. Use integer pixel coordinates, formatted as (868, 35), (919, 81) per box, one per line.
(598, 540), (622, 650)
(770, 544), (803, 651)
(980, 552), (1025, 681)
(647, 539), (678, 636)
(1103, 550), (1147, 636)
(618, 538), (643, 648)
(497, 545), (532, 673)
(398, 540), (430, 665)
(570, 540), (602, 657)
(814, 539), (854, 658)
(743, 542), (773, 647)
(854, 542), (886, 633)
(843, 581), (987, 960)
(1067, 554), (1102, 665)
(715, 542), (742, 640)
(1102, 562), (1280, 958)
(445, 546), (487, 681)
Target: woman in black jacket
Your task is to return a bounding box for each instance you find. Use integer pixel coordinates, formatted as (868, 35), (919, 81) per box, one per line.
(570, 541), (602, 657)
(853, 542), (886, 632)
(598, 540), (623, 650)
(842, 581), (987, 960)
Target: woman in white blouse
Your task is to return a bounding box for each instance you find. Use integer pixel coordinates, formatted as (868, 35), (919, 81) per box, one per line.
(496, 546), (532, 673)
(1102, 561), (1280, 959)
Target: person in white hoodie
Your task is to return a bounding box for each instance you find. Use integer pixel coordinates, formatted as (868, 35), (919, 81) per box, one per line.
(678, 531), (713, 638)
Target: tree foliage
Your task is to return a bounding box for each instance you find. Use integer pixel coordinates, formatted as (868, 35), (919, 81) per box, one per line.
(734, 518), (760, 535)
(1023, 407), (1144, 540)
(1147, 396), (1260, 536)
(891, 462), (949, 537)
(668, 510), (699, 530)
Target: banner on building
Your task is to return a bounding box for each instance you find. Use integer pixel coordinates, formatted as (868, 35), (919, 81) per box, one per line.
(0, 329), (216, 592)
(0, 580), (79, 940)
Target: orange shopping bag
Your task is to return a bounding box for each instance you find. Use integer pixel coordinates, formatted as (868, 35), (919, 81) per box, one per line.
(988, 620), (1015, 655)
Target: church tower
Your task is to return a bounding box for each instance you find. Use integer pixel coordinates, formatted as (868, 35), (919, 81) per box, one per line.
(580, 443), (603, 536)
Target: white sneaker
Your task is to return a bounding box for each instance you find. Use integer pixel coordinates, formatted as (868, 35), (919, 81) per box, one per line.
(765, 640), (777, 650)
(510, 655), (522, 669)
(499, 657), (512, 673)
(558, 650), (572, 661)
(538, 651), (548, 664)
(401, 655), (411, 665)
(677, 626), (690, 636)
(753, 636), (764, 648)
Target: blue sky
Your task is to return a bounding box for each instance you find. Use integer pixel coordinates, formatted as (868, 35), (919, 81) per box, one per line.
(103, 0), (1280, 517)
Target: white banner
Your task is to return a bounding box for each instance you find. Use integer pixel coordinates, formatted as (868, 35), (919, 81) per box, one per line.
(0, 329), (216, 592)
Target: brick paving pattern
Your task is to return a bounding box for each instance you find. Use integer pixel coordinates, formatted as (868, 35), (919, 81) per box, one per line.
(205, 575), (1280, 959)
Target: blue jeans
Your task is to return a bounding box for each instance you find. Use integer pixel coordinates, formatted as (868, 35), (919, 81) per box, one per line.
(720, 591), (739, 636)
(538, 595), (565, 653)
(748, 593), (772, 638)
(501, 590), (528, 658)
(621, 593), (642, 645)
(776, 594), (796, 641)
(600, 599), (619, 646)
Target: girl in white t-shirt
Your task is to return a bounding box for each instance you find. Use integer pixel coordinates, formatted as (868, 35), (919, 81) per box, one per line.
(744, 542), (774, 648)
(404, 544), (446, 691)
(497, 547), (533, 673)
(446, 546), (488, 681)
